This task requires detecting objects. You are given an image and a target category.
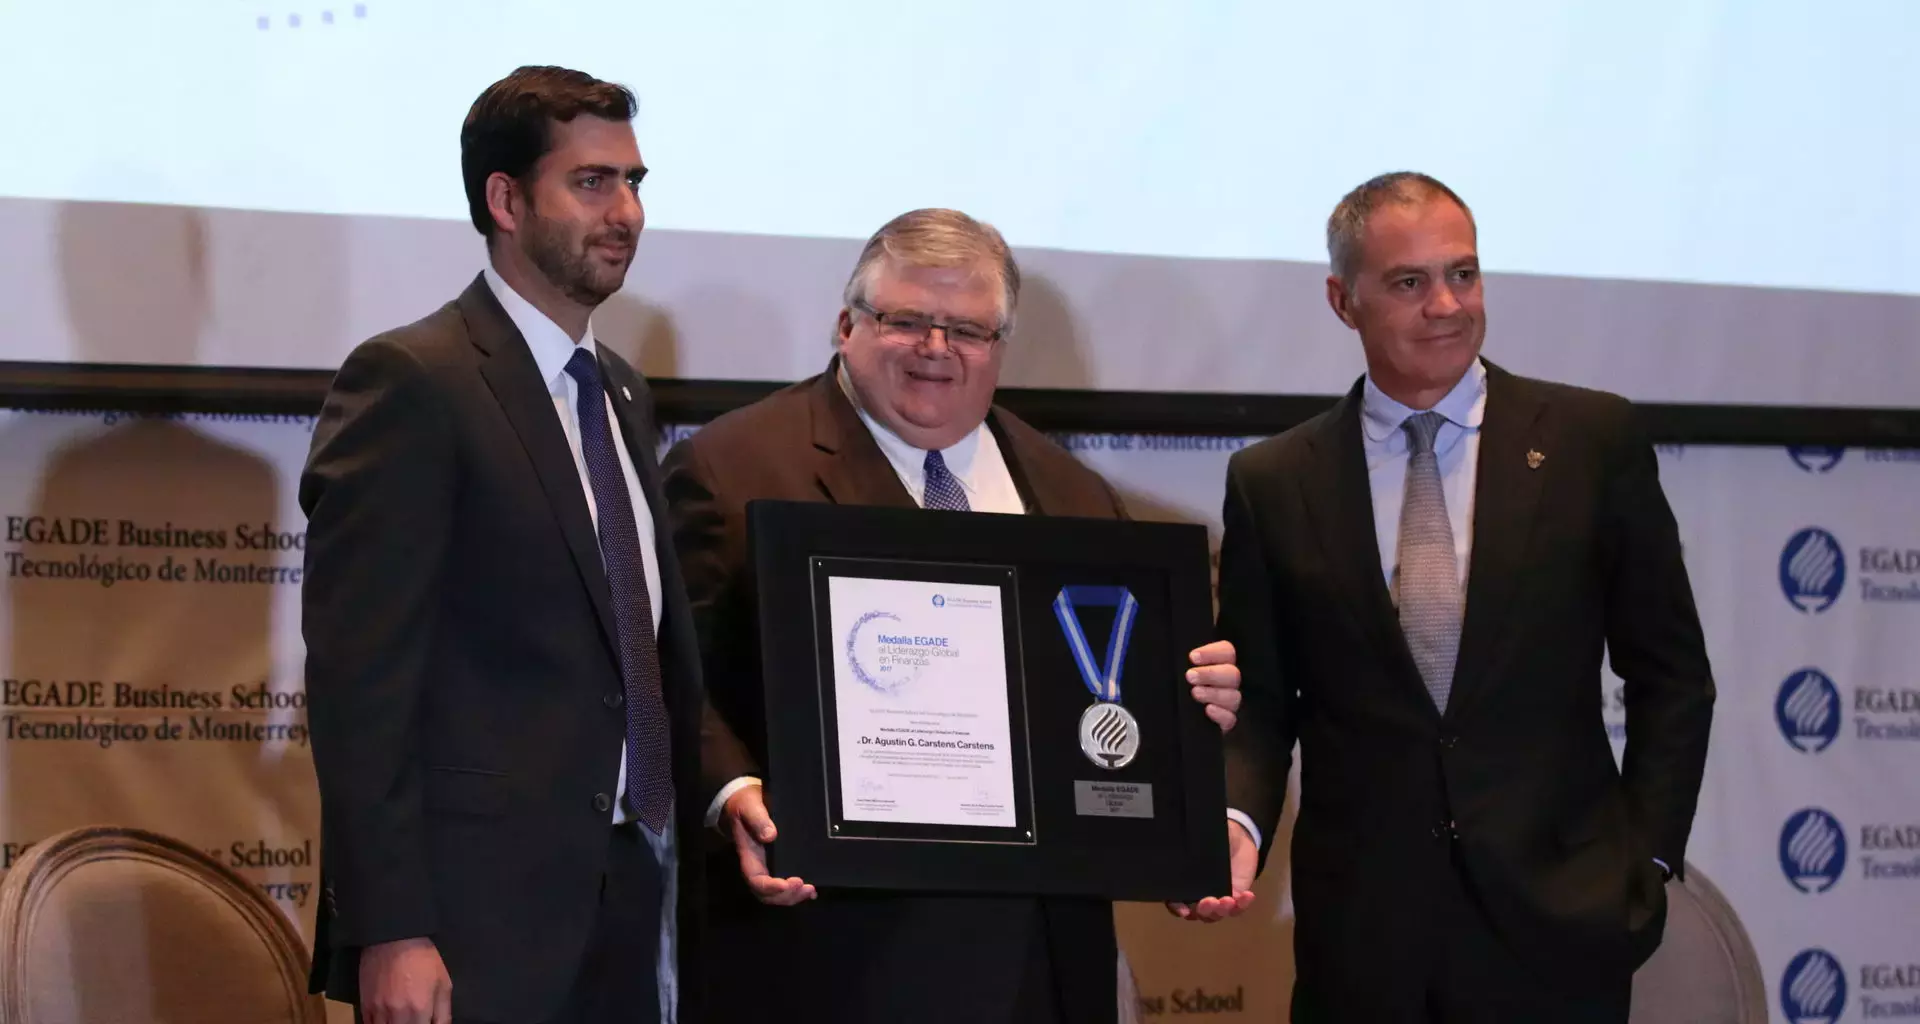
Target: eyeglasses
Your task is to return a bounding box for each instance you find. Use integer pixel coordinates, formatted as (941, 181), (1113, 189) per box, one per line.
(849, 298), (1005, 354)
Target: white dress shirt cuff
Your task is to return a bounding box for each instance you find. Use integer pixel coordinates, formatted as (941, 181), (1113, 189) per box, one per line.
(705, 776), (762, 829)
(1225, 809), (1264, 853)
(1652, 856), (1672, 879)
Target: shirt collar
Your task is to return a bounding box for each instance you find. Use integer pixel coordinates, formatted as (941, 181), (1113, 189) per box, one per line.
(484, 265), (597, 391)
(836, 361), (987, 486)
(1361, 357), (1488, 445)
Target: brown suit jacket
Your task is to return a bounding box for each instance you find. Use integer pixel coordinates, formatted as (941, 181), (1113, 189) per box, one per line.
(662, 361), (1126, 1024)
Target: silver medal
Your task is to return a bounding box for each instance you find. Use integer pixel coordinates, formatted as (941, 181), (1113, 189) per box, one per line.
(1078, 701), (1141, 769)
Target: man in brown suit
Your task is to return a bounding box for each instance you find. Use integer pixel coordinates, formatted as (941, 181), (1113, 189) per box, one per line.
(661, 208), (1247, 1024)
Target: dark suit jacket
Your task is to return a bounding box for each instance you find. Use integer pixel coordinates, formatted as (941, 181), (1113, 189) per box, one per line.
(661, 363), (1124, 1024)
(1219, 364), (1714, 998)
(300, 274), (731, 1023)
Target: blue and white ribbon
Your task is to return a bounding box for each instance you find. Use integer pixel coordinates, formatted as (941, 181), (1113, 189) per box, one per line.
(1052, 585), (1139, 703)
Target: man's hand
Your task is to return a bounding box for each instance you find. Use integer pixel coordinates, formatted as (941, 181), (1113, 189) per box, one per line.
(1166, 820), (1258, 922)
(1187, 641), (1241, 732)
(358, 936), (452, 1024)
(722, 783), (817, 906)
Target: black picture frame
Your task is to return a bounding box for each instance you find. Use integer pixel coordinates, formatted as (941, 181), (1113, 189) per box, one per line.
(750, 499), (1229, 902)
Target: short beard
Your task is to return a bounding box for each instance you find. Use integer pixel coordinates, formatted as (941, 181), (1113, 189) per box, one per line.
(521, 207), (630, 307)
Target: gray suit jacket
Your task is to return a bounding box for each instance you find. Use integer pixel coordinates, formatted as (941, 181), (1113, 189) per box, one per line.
(302, 273), (734, 1022)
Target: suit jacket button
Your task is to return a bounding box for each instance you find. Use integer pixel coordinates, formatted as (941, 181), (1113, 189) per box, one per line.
(592, 793), (613, 813)
(1439, 735), (1458, 749)
(604, 691), (625, 709)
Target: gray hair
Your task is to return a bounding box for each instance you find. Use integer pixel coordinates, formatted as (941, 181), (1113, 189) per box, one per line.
(1326, 172), (1475, 286)
(841, 208), (1022, 337)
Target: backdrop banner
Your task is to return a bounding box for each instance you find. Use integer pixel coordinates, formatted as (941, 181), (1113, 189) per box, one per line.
(2, 408), (1915, 1022)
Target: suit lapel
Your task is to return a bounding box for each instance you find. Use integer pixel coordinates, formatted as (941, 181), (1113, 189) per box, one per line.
(987, 413), (1048, 516)
(460, 276), (620, 656)
(600, 354), (667, 532)
(1301, 380), (1431, 710)
(1448, 366), (1550, 720)
(809, 364), (918, 509)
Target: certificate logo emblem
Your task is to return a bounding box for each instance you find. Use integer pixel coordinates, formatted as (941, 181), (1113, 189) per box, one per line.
(845, 610), (920, 695)
(1054, 585), (1141, 770)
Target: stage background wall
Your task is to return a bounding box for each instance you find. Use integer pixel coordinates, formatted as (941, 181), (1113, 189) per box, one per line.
(4, 2), (1918, 407)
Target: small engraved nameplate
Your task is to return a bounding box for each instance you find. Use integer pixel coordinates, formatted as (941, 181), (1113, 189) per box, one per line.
(1074, 780), (1153, 819)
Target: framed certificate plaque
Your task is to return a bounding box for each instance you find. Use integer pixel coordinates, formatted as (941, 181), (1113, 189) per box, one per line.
(748, 500), (1229, 902)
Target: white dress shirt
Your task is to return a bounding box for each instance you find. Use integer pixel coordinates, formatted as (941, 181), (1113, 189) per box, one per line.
(1226, 360), (1485, 855)
(482, 267), (678, 1022)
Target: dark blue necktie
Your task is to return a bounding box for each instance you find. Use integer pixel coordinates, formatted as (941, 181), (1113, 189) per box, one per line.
(564, 347), (672, 833)
(923, 450), (970, 511)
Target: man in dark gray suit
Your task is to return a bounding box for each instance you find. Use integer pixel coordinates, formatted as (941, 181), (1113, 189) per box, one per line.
(302, 66), (750, 1024)
(1180, 173), (1715, 1023)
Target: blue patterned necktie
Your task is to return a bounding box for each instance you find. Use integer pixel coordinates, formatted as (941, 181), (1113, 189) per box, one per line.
(922, 449), (971, 511)
(564, 348), (673, 833)
(1395, 411), (1463, 713)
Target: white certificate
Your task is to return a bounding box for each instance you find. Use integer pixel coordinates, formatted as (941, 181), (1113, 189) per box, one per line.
(827, 574), (1017, 828)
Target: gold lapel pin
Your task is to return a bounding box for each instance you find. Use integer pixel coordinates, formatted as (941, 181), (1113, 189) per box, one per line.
(1526, 449), (1546, 469)
(621, 386), (633, 402)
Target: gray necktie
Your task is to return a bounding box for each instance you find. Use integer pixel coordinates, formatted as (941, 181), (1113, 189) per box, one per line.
(1395, 411), (1462, 712)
